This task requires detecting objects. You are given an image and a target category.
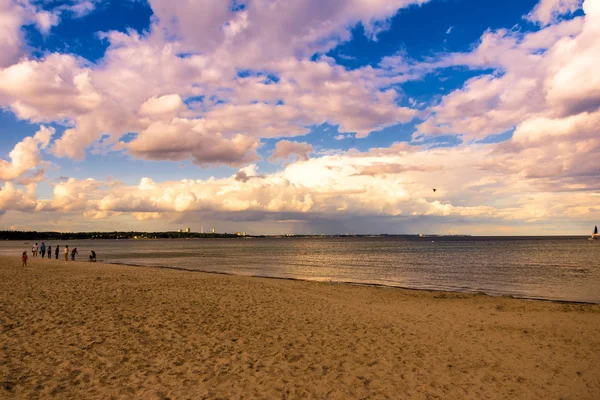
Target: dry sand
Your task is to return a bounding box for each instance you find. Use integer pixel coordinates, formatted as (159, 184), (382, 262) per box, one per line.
(1, 255), (599, 399)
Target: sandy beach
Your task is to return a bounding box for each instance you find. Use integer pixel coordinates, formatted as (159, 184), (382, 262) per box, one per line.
(1, 256), (599, 399)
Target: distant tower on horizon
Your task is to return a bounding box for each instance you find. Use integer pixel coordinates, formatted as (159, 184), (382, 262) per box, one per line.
(178, 229), (182, 233)
(212, 228), (215, 234)
(201, 226), (204, 234)
(186, 227), (191, 233)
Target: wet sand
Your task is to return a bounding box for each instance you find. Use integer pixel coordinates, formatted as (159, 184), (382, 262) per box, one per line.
(1, 255), (599, 399)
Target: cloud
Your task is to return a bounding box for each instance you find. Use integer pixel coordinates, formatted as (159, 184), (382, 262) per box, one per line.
(0, 0), (58, 67)
(126, 119), (260, 167)
(0, 54), (102, 122)
(132, 212), (164, 221)
(60, 0), (98, 18)
(407, 0), (600, 199)
(0, 10), (418, 166)
(0, 181), (37, 214)
(32, 146), (493, 219)
(233, 164), (261, 183)
(1, 136), (598, 234)
(147, 0), (431, 65)
(544, 0), (600, 116)
(411, 0), (599, 145)
(139, 94), (185, 116)
(3, 0), (591, 172)
(16, 168), (46, 186)
(39, 177), (111, 213)
(269, 140), (313, 163)
(0, 126), (55, 181)
(271, 58), (418, 137)
(485, 110), (600, 186)
(412, 16), (585, 139)
(352, 163), (441, 176)
(0, 0), (101, 68)
(526, 0), (583, 26)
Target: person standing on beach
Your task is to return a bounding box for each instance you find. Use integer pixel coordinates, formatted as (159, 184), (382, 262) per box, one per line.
(47, 245), (51, 259)
(22, 251), (28, 267)
(55, 245), (59, 260)
(32, 243), (38, 257)
(71, 247), (78, 261)
(40, 242), (46, 258)
(64, 245), (69, 261)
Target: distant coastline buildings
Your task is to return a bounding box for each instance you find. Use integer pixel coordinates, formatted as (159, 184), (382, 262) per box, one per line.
(175, 227), (219, 234)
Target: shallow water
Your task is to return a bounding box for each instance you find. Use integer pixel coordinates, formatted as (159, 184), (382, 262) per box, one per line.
(3, 237), (599, 303)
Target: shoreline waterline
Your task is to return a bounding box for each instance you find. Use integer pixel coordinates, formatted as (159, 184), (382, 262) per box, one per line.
(104, 260), (600, 305)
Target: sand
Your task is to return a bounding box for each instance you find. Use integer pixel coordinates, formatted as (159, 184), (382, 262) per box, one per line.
(1, 255), (599, 399)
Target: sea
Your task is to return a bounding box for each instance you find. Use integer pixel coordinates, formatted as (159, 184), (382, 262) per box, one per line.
(2, 237), (599, 304)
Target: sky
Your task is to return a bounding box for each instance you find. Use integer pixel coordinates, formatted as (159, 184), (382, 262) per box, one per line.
(0, 0), (598, 235)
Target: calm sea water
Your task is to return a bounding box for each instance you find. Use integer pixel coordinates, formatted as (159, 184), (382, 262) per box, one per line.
(2, 237), (599, 303)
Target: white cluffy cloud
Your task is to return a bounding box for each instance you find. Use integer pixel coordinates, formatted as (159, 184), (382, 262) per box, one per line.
(410, 0), (599, 188)
(0, 54), (102, 122)
(17, 139), (598, 234)
(139, 94), (185, 116)
(0, 0), (56, 67)
(0, 0), (100, 68)
(415, 0), (595, 141)
(127, 118), (261, 167)
(0, 126), (55, 181)
(269, 140), (313, 163)
(527, 0), (582, 25)
(0, 0), (422, 167)
(148, 0), (431, 64)
(0, 181), (38, 215)
(33, 146), (491, 218)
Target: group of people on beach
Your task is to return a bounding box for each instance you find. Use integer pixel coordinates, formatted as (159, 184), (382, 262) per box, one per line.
(22, 243), (96, 267)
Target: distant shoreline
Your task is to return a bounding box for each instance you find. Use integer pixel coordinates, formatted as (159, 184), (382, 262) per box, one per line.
(0, 230), (591, 241)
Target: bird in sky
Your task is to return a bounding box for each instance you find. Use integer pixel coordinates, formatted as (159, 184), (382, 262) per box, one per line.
(433, 188), (437, 192)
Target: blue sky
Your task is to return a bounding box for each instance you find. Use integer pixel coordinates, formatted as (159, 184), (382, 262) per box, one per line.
(0, 0), (598, 234)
